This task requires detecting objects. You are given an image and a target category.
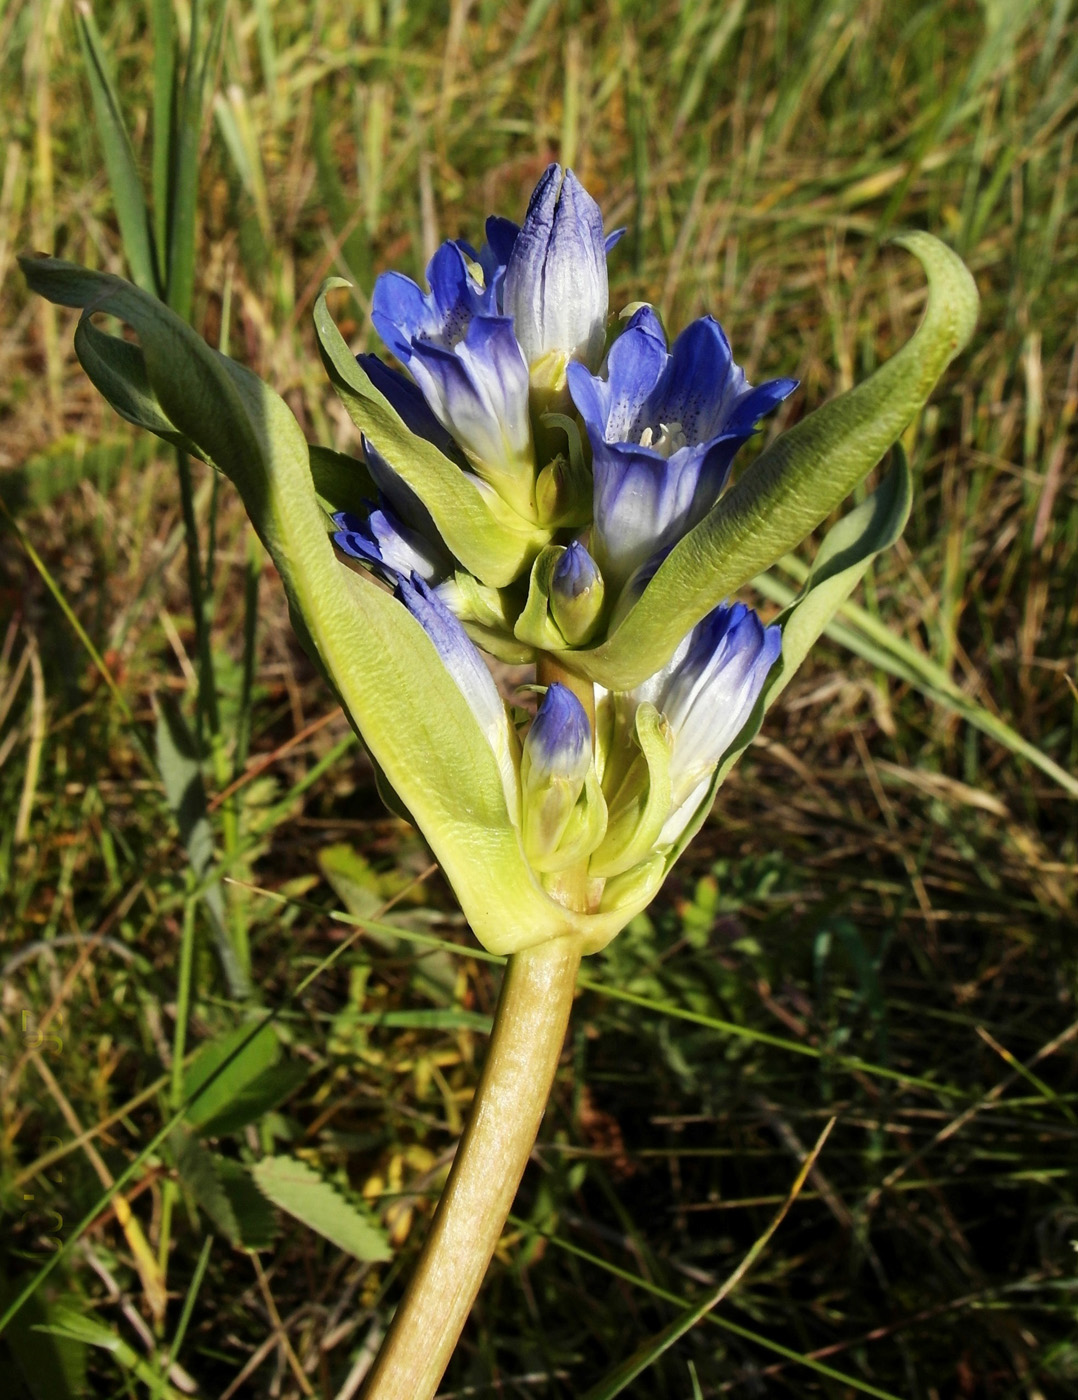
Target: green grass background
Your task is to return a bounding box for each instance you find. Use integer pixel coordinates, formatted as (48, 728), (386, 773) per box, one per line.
(1, 0), (1076, 1396)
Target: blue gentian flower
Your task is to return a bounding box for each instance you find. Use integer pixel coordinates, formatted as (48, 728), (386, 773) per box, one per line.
(567, 307), (798, 591)
(503, 165), (609, 375)
(396, 573), (518, 807)
(371, 242), (535, 517)
(631, 601), (781, 845)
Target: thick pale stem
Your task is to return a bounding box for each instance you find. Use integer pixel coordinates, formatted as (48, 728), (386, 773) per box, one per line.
(360, 935), (582, 1400)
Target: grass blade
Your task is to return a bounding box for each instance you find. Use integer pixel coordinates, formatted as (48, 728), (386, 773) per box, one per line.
(75, 6), (159, 295)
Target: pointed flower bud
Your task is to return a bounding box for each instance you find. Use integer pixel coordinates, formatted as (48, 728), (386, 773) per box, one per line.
(521, 683), (594, 870)
(550, 541), (605, 645)
(630, 601), (781, 847)
(503, 165), (609, 381)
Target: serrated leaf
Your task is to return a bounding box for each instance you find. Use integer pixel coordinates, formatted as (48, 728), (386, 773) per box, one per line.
(172, 1131), (279, 1250)
(252, 1156), (391, 1262)
(215, 1158), (280, 1251)
(181, 1020), (279, 1132)
(574, 233), (978, 689)
(173, 1128), (240, 1241)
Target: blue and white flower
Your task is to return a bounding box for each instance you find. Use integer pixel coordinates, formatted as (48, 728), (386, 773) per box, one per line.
(567, 307), (798, 591)
(396, 573), (519, 809)
(619, 601), (781, 846)
(372, 242), (535, 517)
(502, 165), (610, 378)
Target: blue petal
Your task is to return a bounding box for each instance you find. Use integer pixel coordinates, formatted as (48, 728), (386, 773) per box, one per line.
(332, 500), (450, 586)
(604, 227), (627, 253)
(590, 440), (711, 589)
(645, 317), (736, 443)
(723, 376), (799, 435)
(396, 574), (513, 783)
(484, 215), (519, 270)
(357, 354), (460, 458)
(408, 315), (531, 472)
(658, 601), (781, 799)
(371, 270), (431, 363)
(371, 242), (495, 368)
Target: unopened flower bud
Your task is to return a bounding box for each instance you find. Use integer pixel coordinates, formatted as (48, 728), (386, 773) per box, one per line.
(521, 683), (594, 870)
(550, 541), (605, 646)
(503, 165), (608, 377)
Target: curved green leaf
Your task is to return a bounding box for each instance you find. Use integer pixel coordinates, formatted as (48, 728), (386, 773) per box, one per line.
(313, 279), (550, 587)
(662, 452), (913, 871)
(574, 232), (978, 690)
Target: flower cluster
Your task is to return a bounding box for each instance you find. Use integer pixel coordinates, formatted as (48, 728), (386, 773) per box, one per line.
(330, 164), (793, 901)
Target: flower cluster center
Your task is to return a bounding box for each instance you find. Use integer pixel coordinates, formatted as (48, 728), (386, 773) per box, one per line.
(637, 420), (687, 458)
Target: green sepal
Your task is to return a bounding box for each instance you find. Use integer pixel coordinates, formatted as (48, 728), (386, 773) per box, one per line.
(570, 233), (978, 689)
(17, 254), (651, 958)
(586, 853), (668, 953)
(590, 702), (672, 880)
(530, 766), (608, 875)
(514, 546), (570, 650)
(662, 449), (914, 873)
(313, 279), (550, 588)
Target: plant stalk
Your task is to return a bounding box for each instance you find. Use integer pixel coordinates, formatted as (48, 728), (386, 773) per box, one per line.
(360, 934), (582, 1400)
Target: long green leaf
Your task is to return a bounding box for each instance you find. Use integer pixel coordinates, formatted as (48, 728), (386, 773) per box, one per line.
(76, 10), (159, 295)
(576, 232), (978, 689)
(664, 452), (913, 870)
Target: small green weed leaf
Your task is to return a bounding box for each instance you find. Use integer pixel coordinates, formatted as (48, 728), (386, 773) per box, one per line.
(318, 843), (459, 1001)
(314, 280), (549, 588)
(195, 1061), (309, 1137)
(251, 1155), (392, 1262)
(181, 1020), (279, 1132)
(577, 233), (978, 688)
(214, 1158), (280, 1251)
(173, 1128), (281, 1250)
(173, 1128), (240, 1241)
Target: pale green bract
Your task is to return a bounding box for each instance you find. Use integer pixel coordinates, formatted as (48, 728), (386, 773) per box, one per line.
(19, 232), (977, 957)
